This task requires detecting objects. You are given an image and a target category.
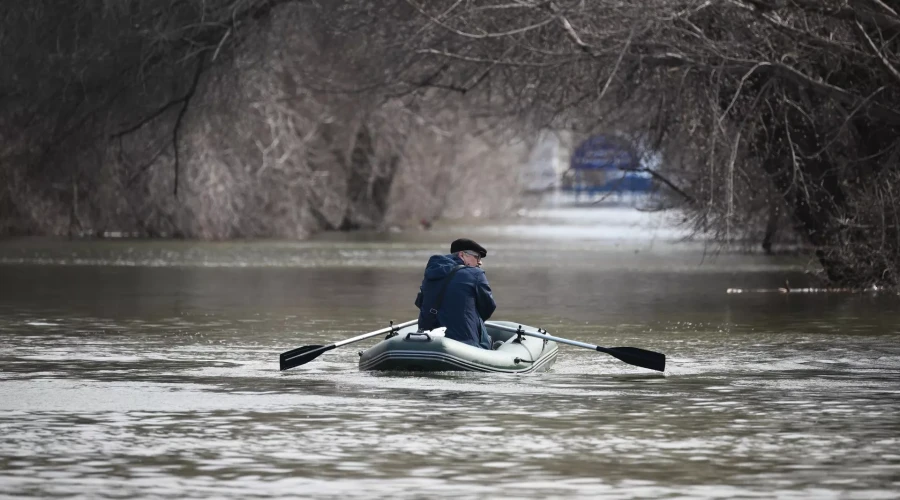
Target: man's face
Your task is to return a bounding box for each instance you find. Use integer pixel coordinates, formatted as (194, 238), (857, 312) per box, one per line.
(459, 250), (483, 268)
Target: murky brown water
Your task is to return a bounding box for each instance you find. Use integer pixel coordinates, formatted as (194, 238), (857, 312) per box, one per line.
(1, 210), (899, 499)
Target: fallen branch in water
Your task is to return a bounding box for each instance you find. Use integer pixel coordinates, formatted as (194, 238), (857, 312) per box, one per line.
(726, 285), (884, 294)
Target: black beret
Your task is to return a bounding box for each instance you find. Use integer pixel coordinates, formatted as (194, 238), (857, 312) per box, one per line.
(450, 238), (487, 258)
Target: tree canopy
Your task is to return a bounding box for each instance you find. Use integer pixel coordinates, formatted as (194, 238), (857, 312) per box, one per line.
(2, 0), (898, 288)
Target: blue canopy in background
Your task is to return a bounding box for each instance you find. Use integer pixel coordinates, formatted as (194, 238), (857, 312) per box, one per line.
(570, 135), (639, 171)
(565, 135), (652, 193)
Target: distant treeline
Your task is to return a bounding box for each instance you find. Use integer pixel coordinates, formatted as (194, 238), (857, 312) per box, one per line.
(2, 1), (898, 289)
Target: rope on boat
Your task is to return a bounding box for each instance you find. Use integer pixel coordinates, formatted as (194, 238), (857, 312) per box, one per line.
(513, 326), (549, 365)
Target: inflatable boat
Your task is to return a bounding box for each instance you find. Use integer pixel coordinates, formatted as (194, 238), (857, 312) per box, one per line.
(357, 321), (558, 373)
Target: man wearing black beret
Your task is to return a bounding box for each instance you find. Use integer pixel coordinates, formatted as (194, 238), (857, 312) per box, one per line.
(414, 238), (496, 349)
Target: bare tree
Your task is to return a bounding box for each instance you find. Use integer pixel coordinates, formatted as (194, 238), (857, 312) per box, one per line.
(393, 0), (900, 289)
(6, 0), (896, 289)
(0, 0), (524, 239)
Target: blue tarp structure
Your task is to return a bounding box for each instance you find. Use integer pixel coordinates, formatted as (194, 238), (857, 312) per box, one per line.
(570, 135), (639, 170)
(564, 135), (652, 193)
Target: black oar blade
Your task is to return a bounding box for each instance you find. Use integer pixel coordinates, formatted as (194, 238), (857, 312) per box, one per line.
(280, 344), (330, 371)
(601, 346), (666, 372)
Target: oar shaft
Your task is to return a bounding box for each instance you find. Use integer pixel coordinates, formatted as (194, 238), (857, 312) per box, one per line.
(486, 320), (666, 372)
(334, 319), (418, 347)
(280, 319), (419, 371)
(486, 322), (597, 350)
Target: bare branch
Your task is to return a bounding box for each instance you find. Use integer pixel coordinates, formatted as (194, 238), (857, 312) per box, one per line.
(855, 20), (900, 87)
(404, 0), (555, 39)
(416, 48), (578, 67)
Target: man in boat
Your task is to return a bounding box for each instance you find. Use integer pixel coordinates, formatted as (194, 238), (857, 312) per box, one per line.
(415, 238), (497, 349)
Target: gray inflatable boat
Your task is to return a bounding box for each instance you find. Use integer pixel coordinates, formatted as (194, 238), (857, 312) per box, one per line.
(358, 321), (558, 373)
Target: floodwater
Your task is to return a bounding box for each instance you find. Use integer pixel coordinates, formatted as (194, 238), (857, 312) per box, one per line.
(1, 208), (898, 499)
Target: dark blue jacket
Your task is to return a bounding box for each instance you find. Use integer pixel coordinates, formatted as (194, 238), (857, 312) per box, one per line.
(415, 254), (496, 349)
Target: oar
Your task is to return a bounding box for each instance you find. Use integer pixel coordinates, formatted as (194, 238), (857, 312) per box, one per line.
(279, 319), (418, 371)
(486, 322), (666, 372)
